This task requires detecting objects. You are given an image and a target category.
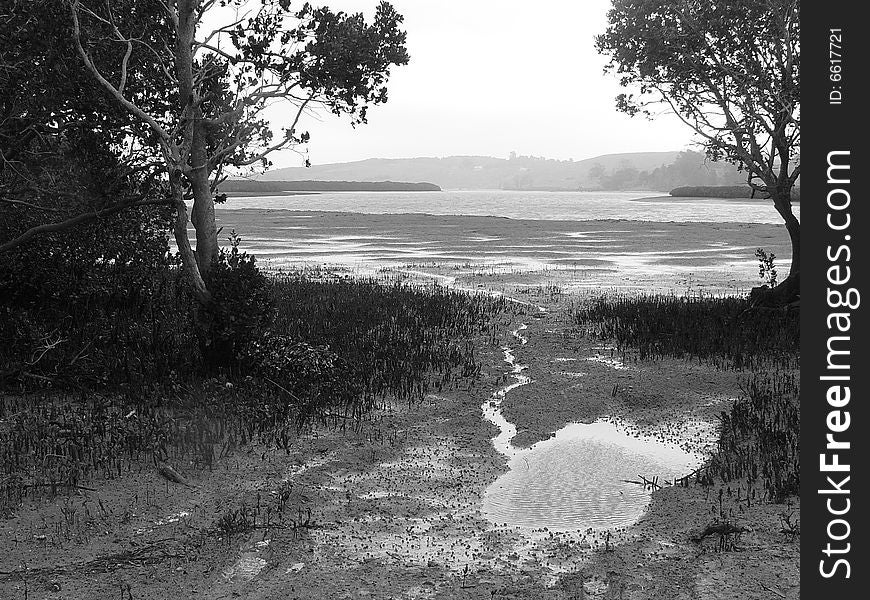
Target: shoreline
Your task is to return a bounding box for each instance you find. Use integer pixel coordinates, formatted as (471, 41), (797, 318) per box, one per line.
(222, 190), (317, 197)
(478, 291), (798, 599)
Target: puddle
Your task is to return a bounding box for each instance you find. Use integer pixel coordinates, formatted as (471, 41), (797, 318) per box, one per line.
(481, 323), (703, 532)
(482, 420), (702, 531)
(223, 554), (267, 582)
(585, 346), (628, 370)
(223, 539), (271, 582)
(584, 355), (627, 370)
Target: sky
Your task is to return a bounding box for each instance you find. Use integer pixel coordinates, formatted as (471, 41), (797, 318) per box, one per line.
(258, 0), (697, 168)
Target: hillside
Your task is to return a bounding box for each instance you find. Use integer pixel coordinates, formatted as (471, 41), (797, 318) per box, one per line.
(257, 152), (683, 191)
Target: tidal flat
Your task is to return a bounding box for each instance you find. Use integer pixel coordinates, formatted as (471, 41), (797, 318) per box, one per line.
(213, 209), (792, 294)
(2, 213), (798, 600)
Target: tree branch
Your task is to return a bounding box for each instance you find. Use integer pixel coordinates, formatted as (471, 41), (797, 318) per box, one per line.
(0, 197), (171, 253)
(218, 95), (312, 169)
(0, 197), (61, 212)
(68, 0), (172, 145)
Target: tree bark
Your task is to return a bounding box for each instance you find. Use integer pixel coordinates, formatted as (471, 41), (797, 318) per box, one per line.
(189, 120), (218, 277)
(169, 170), (210, 303)
(751, 188), (800, 307)
(174, 0), (217, 285)
(773, 195), (800, 278)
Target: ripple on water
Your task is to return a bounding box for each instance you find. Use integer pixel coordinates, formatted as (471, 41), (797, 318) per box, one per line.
(482, 420), (702, 531)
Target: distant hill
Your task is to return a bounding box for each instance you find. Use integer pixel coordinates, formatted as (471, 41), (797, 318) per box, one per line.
(219, 180), (440, 194)
(257, 152), (683, 191)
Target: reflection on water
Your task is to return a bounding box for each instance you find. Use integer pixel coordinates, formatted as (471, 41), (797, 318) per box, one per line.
(482, 324), (703, 532)
(482, 420), (702, 531)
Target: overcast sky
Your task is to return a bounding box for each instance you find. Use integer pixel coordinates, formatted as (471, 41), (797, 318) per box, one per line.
(262, 0), (697, 168)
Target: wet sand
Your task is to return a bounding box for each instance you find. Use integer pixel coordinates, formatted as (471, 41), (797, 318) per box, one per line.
(214, 209), (793, 294)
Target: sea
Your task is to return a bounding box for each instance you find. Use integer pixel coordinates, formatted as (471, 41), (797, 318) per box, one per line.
(219, 189), (795, 224)
(206, 189), (797, 293)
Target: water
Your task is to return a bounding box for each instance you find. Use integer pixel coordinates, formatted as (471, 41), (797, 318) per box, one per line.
(206, 189), (797, 291)
(222, 189), (797, 224)
(482, 325), (532, 457)
(482, 420), (702, 531)
(482, 323), (704, 531)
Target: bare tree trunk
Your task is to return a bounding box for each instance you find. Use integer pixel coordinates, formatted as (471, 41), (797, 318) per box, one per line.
(175, 0), (217, 283)
(772, 189), (800, 278)
(782, 212), (800, 278)
(750, 188), (800, 307)
(169, 170), (210, 303)
(189, 121), (218, 277)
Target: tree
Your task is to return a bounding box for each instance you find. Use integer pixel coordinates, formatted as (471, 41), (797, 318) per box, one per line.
(1, 0), (173, 253)
(587, 162), (606, 186)
(596, 0), (800, 300)
(61, 0), (408, 303)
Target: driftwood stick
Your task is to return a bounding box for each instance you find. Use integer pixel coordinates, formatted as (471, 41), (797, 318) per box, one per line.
(759, 583), (786, 598)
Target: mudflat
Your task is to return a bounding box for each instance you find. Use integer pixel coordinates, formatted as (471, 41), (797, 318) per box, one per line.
(214, 209), (792, 293)
(0, 280), (798, 600)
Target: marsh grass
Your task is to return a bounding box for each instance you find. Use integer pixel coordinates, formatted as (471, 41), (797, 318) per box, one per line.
(576, 292), (798, 370)
(1, 265), (198, 389)
(0, 274), (508, 514)
(575, 292), (799, 500)
(270, 274), (505, 408)
(708, 371), (799, 500)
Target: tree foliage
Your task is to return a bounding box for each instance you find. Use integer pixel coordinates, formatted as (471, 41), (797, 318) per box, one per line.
(1, 0), (175, 256)
(596, 0), (801, 280)
(1, 0), (409, 384)
(2, 1), (407, 299)
(65, 0), (409, 301)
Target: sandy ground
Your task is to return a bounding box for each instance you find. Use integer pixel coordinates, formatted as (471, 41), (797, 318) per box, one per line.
(0, 278), (799, 599)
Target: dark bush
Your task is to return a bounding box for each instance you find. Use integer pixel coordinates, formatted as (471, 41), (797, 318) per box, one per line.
(0, 202), (200, 388)
(196, 231), (273, 373)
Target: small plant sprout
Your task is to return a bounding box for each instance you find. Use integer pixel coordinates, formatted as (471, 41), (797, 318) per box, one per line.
(755, 248), (777, 288)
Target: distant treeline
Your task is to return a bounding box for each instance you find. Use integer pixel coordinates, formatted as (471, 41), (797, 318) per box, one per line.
(670, 185), (801, 201)
(588, 150), (747, 191)
(220, 180), (441, 193)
